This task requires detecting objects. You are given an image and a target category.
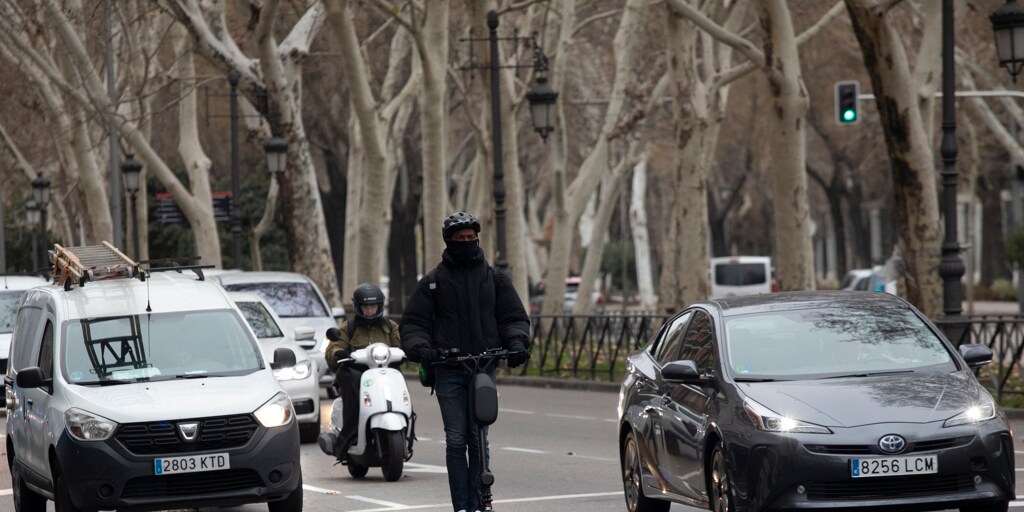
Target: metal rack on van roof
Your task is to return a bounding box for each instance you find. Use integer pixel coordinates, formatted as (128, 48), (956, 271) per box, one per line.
(50, 242), (212, 291)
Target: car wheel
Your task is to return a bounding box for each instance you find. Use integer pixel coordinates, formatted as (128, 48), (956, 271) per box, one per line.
(53, 462), (85, 512)
(267, 474), (303, 512)
(12, 462), (46, 512)
(960, 501), (1010, 512)
(299, 416), (321, 444)
(709, 443), (733, 512)
(621, 431), (669, 512)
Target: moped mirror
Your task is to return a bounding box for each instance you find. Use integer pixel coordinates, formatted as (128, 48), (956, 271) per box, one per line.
(326, 327), (342, 342)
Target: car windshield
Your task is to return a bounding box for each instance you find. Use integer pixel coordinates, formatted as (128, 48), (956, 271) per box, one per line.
(61, 310), (262, 384)
(715, 263), (767, 286)
(725, 306), (955, 380)
(223, 282), (329, 318)
(0, 290), (27, 334)
(236, 301), (284, 339)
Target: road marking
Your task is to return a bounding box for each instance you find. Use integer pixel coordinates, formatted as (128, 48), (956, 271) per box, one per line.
(0, 489), (10, 497)
(501, 447), (546, 454)
(344, 490), (625, 511)
(502, 408), (535, 415)
(404, 462), (448, 473)
(569, 454), (618, 462)
(303, 484), (342, 495)
(544, 412), (606, 421)
(347, 495), (408, 507)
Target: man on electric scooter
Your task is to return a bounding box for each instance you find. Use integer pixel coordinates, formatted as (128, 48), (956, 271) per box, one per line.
(325, 283), (401, 458)
(400, 211), (531, 512)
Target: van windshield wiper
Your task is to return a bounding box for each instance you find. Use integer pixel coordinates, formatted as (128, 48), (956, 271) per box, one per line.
(733, 377), (783, 382)
(819, 370), (915, 380)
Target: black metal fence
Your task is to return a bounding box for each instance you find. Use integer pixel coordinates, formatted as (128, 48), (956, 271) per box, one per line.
(935, 315), (1024, 403)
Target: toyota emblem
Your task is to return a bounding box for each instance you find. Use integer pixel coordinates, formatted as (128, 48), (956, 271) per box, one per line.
(878, 434), (906, 454)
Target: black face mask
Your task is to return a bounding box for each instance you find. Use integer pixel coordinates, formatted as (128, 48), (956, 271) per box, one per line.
(445, 239), (482, 264)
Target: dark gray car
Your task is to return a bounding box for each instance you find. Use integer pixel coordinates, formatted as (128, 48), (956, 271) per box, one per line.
(618, 291), (1014, 512)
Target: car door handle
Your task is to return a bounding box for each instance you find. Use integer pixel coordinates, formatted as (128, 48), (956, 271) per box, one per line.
(644, 405), (658, 415)
(25, 399), (32, 407)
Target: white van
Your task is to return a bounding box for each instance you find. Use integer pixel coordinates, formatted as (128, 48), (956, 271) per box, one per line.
(5, 245), (303, 512)
(709, 256), (774, 299)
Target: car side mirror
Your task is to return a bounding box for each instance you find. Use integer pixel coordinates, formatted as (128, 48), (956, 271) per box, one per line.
(15, 367), (48, 389)
(271, 348), (297, 370)
(959, 344), (992, 369)
(293, 327), (315, 341)
(331, 307), (345, 319)
(662, 360), (710, 385)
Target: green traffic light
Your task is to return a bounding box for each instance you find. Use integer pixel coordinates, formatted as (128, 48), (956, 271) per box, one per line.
(842, 109), (856, 122)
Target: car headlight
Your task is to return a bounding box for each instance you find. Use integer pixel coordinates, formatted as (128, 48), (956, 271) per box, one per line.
(944, 400), (996, 427)
(273, 360), (312, 381)
(254, 392), (294, 428)
(65, 408), (118, 441)
(743, 398), (832, 434)
(370, 344), (391, 366)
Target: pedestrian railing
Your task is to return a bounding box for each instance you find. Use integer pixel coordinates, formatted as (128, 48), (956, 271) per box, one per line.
(935, 315), (1024, 403)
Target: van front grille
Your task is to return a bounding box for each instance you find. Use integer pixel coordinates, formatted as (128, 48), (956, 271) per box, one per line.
(115, 415), (258, 455)
(121, 469), (263, 498)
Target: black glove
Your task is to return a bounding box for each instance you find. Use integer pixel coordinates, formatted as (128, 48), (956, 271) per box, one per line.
(417, 346), (441, 365)
(333, 349), (350, 363)
(506, 341), (530, 368)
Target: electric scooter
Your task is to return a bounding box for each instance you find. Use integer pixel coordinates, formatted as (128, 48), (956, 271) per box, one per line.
(317, 335), (416, 481)
(433, 347), (512, 512)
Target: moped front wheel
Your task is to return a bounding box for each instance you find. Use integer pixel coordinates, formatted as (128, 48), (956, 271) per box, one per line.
(380, 430), (405, 482)
(348, 462), (369, 479)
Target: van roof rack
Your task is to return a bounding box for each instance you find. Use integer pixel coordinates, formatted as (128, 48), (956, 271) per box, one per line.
(51, 242), (213, 291)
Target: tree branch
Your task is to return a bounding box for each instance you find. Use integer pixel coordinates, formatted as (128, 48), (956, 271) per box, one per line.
(279, 2), (326, 60)
(571, 8), (620, 38)
(665, 0), (764, 67)
(497, 0), (548, 17)
(794, 1), (845, 46)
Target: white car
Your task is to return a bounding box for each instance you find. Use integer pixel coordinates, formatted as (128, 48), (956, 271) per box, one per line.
(213, 271), (344, 390)
(0, 274), (49, 406)
(230, 292), (321, 443)
(5, 252), (303, 512)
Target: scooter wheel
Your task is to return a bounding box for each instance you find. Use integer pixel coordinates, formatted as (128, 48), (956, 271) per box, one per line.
(348, 463), (369, 479)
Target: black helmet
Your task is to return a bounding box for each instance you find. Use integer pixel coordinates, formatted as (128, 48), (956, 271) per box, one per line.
(442, 211), (481, 240)
(352, 283), (385, 321)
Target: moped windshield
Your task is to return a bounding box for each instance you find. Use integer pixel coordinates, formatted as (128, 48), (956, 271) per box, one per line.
(61, 309), (263, 385)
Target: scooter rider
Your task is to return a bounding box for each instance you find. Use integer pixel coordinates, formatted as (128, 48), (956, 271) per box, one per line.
(325, 283), (400, 454)
(401, 211), (531, 512)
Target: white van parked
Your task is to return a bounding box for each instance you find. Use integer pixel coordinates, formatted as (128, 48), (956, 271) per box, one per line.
(709, 256), (774, 299)
(5, 244), (303, 512)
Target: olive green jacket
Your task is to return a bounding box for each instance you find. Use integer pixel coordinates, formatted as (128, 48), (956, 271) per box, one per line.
(325, 319), (400, 371)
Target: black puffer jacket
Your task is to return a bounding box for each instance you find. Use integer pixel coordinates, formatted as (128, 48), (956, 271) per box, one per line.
(400, 251), (530, 360)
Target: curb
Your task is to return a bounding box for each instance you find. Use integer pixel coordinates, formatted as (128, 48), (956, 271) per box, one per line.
(1003, 407), (1024, 420)
(402, 372), (620, 393)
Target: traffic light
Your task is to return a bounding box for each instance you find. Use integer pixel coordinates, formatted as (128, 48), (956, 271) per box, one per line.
(835, 80), (860, 125)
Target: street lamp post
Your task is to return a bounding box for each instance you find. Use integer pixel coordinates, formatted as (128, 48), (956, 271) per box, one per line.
(940, 0), (966, 339)
(31, 172), (51, 275)
(228, 70), (242, 269)
(484, 10), (558, 271)
(991, 0), (1024, 312)
(121, 154), (143, 261)
(26, 200), (39, 273)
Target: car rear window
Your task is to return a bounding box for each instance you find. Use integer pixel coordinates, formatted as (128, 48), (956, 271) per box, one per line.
(714, 263), (767, 286)
(236, 301), (284, 339)
(224, 283), (329, 318)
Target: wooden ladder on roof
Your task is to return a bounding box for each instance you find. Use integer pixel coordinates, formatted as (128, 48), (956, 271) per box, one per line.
(51, 241), (139, 290)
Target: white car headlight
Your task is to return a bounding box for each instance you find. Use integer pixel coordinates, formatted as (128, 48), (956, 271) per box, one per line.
(944, 400), (996, 427)
(743, 398), (832, 434)
(273, 360), (312, 381)
(254, 392), (294, 428)
(370, 344), (391, 366)
(66, 408), (118, 441)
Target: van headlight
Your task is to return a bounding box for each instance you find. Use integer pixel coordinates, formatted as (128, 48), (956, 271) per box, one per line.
(254, 392), (294, 428)
(370, 344), (391, 365)
(944, 400), (996, 427)
(66, 408), (118, 441)
(273, 360), (312, 381)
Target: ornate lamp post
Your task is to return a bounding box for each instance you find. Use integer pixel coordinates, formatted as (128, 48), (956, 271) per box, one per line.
(26, 200), (39, 273)
(31, 172), (50, 273)
(940, 0), (966, 340)
(263, 136), (289, 178)
(121, 154), (143, 261)
(486, 10), (558, 271)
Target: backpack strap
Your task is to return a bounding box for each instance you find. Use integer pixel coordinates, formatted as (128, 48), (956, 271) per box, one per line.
(347, 319), (357, 340)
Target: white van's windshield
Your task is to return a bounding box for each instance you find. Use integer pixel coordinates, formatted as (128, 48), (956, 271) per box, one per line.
(61, 309), (262, 385)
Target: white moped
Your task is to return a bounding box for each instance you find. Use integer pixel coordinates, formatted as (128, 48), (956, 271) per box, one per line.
(317, 337), (416, 481)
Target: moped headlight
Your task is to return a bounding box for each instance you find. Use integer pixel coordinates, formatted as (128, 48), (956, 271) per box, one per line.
(273, 360), (312, 381)
(370, 344), (391, 365)
(254, 392), (294, 428)
(66, 408), (118, 441)
(944, 400), (996, 427)
(743, 398), (832, 434)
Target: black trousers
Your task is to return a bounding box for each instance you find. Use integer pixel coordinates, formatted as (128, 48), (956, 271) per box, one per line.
(335, 364), (367, 443)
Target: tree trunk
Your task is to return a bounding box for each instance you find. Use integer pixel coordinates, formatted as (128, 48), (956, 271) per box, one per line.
(846, 0), (943, 317)
(761, 0), (815, 292)
(417, 1), (450, 267)
(630, 158), (657, 310)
